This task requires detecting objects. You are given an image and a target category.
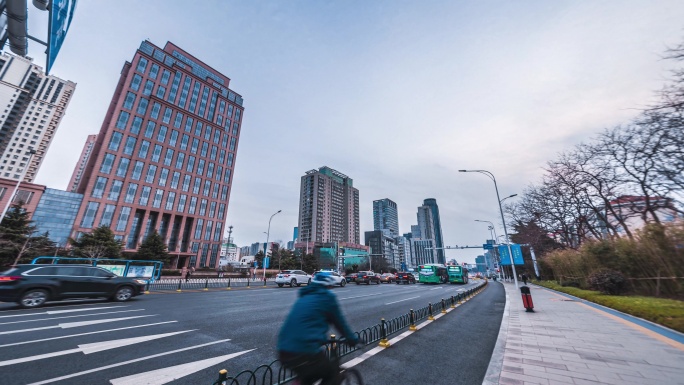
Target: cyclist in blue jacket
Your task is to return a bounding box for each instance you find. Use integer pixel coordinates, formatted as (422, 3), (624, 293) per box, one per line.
(278, 271), (360, 385)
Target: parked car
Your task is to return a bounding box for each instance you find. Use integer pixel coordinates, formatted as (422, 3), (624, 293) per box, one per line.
(355, 271), (380, 285)
(275, 270), (312, 287)
(378, 273), (396, 283)
(395, 271), (416, 284)
(344, 273), (358, 283)
(0, 264), (146, 308)
(314, 271), (347, 287)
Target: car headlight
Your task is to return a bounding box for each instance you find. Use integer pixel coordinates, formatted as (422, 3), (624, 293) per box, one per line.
(134, 279), (148, 285)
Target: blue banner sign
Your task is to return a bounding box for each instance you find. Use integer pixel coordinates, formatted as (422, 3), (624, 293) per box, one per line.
(264, 257), (270, 269)
(499, 244), (524, 265)
(483, 244), (493, 250)
(47, 0), (78, 73)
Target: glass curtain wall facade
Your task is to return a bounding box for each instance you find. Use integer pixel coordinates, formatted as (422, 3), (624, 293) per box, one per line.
(423, 199), (445, 264)
(32, 188), (84, 246)
(70, 41), (244, 269)
(373, 198), (399, 237)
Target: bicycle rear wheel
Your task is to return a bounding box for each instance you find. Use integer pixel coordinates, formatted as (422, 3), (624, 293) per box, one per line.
(338, 369), (364, 385)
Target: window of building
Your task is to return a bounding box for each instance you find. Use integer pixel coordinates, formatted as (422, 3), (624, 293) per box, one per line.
(150, 103), (161, 120)
(212, 183), (220, 199)
(143, 80), (154, 96)
(115, 111), (130, 130)
(136, 98), (149, 116)
(223, 168), (231, 184)
(108, 180), (123, 200)
(177, 194), (187, 212)
(189, 83), (200, 112)
(218, 203), (226, 220)
(100, 153), (116, 174)
(197, 159), (205, 175)
(99, 204), (117, 227)
(115, 206), (131, 231)
(92, 176), (107, 198)
(161, 70), (171, 85)
(165, 191), (176, 211)
(131, 161), (144, 180)
(139, 186), (151, 205)
(130, 74), (142, 91)
(152, 189), (164, 208)
(194, 218), (204, 239)
(169, 130), (179, 147)
(168, 71), (181, 104)
(131, 117), (142, 135)
(115, 157), (130, 178)
(193, 177), (201, 194)
(198, 88), (209, 117)
(202, 180), (211, 196)
(189, 196), (198, 214)
(184, 117), (193, 132)
(179, 78), (191, 109)
(200, 142), (209, 157)
(80, 202), (99, 228)
(136, 57), (148, 73)
(194, 121), (202, 137)
(123, 137), (137, 156)
(219, 149), (225, 164)
(144, 121), (155, 138)
(213, 130), (221, 144)
(151, 144), (162, 162)
(204, 126), (212, 141)
(123, 92), (136, 110)
(180, 134), (189, 150)
(149, 64), (159, 80)
(191, 138), (199, 154)
(213, 222), (222, 242)
(145, 165), (157, 183)
(199, 199), (208, 216)
(138, 140), (150, 158)
(204, 220), (213, 240)
(158, 168), (169, 186)
(124, 183), (138, 203)
(108, 132), (123, 152)
(173, 112), (183, 129)
(207, 162), (214, 178)
(182, 175), (191, 192)
(221, 185), (228, 200)
(209, 201), (216, 218)
(162, 107), (172, 124)
(155, 86), (166, 99)
(156, 125), (168, 142)
(229, 137), (236, 151)
(163, 149), (174, 166)
(227, 153), (234, 167)
(186, 156), (195, 173)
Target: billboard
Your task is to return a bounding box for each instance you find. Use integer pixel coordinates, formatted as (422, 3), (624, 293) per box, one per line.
(498, 244), (524, 265)
(47, 0), (78, 73)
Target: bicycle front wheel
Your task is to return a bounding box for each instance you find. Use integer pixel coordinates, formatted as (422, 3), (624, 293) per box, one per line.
(338, 369), (364, 385)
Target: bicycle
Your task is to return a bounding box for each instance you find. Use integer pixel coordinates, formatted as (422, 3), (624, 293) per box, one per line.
(286, 336), (364, 385)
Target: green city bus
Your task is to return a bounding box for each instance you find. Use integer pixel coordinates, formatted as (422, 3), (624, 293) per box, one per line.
(418, 264), (448, 284)
(447, 265), (469, 284)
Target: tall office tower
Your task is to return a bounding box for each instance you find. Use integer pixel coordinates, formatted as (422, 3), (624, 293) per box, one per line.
(373, 198), (399, 237)
(68, 134), (97, 192)
(423, 198), (445, 264)
(416, 204), (436, 241)
(298, 166), (360, 244)
(71, 41), (244, 269)
(0, 53), (75, 182)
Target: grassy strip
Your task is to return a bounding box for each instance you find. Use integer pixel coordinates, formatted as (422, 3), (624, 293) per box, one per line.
(535, 281), (684, 333)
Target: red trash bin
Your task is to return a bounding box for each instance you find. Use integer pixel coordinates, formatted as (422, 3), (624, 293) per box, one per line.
(520, 285), (534, 312)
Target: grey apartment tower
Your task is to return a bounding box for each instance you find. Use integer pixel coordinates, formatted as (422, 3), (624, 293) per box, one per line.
(423, 198), (445, 264)
(298, 166), (360, 244)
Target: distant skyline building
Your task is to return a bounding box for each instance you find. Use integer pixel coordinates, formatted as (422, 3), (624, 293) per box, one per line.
(423, 198), (445, 264)
(0, 52), (75, 182)
(364, 229), (400, 271)
(373, 198), (399, 237)
(70, 40), (244, 270)
(298, 166), (360, 244)
(68, 134), (97, 192)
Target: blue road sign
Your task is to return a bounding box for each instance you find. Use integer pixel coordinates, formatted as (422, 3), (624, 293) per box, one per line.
(483, 244), (493, 250)
(47, 0), (78, 73)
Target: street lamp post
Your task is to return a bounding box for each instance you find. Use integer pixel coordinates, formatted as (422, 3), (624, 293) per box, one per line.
(460, 169), (519, 289)
(262, 210), (282, 280)
(0, 148), (36, 224)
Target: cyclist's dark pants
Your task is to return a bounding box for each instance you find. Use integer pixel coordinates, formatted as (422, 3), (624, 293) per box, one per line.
(279, 351), (338, 385)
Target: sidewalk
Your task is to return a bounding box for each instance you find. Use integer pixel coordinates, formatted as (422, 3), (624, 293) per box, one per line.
(484, 282), (684, 385)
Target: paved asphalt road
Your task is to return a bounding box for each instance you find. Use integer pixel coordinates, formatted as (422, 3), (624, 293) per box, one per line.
(0, 280), (500, 385)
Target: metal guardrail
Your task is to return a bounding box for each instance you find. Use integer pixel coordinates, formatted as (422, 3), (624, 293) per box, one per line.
(211, 281), (488, 385)
(145, 278), (278, 292)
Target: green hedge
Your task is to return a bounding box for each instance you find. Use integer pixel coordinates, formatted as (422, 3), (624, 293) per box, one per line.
(535, 281), (684, 333)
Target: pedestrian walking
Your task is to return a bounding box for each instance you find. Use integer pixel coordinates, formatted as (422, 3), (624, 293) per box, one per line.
(186, 266), (194, 282)
(522, 273), (528, 285)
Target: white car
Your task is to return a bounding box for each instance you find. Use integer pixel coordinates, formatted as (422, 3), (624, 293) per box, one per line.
(275, 270), (312, 287)
(315, 271), (347, 287)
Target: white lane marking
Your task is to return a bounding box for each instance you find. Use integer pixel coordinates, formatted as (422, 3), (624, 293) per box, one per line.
(27, 339), (232, 385)
(0, 306), (127, 318)
(109, 349), (255, 385)
(385, 296), (420, 305)
(0, 309), (145, 325)
(0, 330), (192, 367)
(429, 287), (443, 290)
(0, 321), (178, 347)
(338, 293), (377, 300)
(0, 315), (156, 335)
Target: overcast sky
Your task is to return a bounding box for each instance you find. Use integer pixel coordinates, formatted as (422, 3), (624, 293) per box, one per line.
(26, 1), (684, 263)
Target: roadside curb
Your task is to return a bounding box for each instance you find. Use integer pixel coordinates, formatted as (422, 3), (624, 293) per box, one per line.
(482, 281), (508, 385)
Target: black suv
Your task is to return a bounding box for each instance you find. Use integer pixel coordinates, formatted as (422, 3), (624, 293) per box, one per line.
(395, 271), (416, 284)
(0, 265), (146, 308)
(355, 271), (380, 285)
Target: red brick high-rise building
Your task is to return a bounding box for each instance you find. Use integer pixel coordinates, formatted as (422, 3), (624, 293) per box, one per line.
(71, 41), (244, 269)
